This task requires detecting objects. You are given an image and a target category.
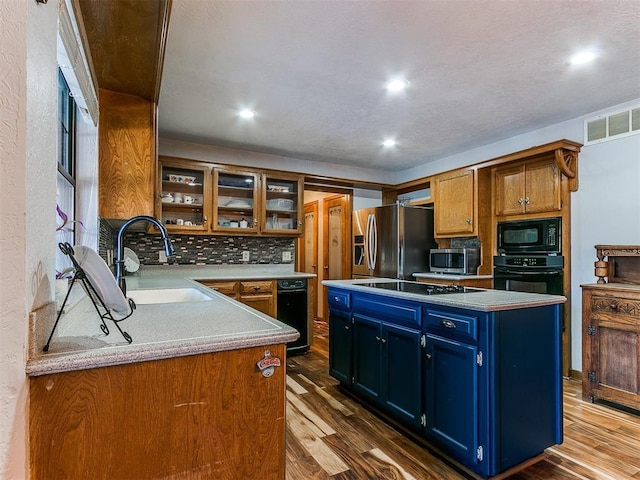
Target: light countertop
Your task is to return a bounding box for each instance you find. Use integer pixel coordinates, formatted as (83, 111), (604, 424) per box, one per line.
(413, 272), (493, 280)
(322, 278), (565, 312)
(27, 265), (314, 377)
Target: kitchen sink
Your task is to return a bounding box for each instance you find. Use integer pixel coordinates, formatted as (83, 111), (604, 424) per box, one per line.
(127, 287), (215, 305)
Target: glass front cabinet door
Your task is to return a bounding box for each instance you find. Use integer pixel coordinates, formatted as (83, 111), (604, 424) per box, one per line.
(261, 174), (303, 235)
(213, 169), (260, 233)
(159, 160), (211, 232)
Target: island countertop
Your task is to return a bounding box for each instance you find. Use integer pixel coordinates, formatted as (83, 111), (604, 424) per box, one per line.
(27, 265), (311, 377)
(322, 278), (565, 311)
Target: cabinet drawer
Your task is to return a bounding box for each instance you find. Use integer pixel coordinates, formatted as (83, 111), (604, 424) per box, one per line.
(424, 308), (478, 342)
(588, 293), (640, 321)
(353, 295), (421, 329)
(328, 289), (351, 310)
(200, 280), (237, 297)
(239, 280), (273, 295)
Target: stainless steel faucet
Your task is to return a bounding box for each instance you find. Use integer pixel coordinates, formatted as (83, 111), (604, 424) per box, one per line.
(114, 215), (175, 295)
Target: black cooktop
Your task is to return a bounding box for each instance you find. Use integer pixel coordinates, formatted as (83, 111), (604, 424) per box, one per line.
(360, 281), (482, 295)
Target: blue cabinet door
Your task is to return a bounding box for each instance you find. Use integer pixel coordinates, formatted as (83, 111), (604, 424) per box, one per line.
(425, 334), (480, 470)
(329, 309), (353, 385)
(353, 314), (382, 402)
(382, 322), (423, 429)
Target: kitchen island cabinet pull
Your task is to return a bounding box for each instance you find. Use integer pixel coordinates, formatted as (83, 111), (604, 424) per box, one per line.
(441, 319), (457, 329)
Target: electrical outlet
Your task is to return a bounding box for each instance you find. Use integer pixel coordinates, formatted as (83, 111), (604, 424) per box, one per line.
(159, 250), (167, 263)
(282, 251), (292, 262)
(242, 251), (250, 262)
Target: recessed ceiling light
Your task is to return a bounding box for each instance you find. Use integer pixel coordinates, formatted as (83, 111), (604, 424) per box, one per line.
(569, 50), (598, 66)
(238, 109), (256, 119)
(382, 139), (397, 147)
(386, 79), (409, 92)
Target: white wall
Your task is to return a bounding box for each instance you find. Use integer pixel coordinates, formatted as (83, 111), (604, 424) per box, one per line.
(160, 137), (392, 185)
(0, 0), (58, 478)
(571, 133), (640, 370)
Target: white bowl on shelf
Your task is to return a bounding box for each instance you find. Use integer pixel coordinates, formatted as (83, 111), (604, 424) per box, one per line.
(266, 198), (294, 210)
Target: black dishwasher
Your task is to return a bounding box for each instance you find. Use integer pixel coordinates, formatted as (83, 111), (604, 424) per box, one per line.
(277, 279), (309, 355)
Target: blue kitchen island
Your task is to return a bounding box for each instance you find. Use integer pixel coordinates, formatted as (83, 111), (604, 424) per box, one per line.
(323, 278), (565, 479)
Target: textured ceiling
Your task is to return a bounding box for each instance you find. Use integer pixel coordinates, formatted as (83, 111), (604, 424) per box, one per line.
(158, 0), (640, 172)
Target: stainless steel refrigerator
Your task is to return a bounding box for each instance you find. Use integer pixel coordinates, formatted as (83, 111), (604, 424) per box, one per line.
(352, 204), (437, 279)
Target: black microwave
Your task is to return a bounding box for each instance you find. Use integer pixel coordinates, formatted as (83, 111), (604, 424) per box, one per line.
(497, 217), (561, 254)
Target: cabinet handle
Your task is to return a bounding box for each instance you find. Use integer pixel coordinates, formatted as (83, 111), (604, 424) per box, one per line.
(253, 286), (261, 291)
(381, 338), (386, 344)
(466, 217), (471, 225)
(440, 319), (457, 329)
(518, 198), (524, 205)
(253, 218), (258, 226)
(324, 266), (329, 270)
(375, 336), (381, 342)
(333, 296), (341, 302)
(344, 325), (350, 330)
(203, 216), (208, 222)
(425, 353), (432, 360)
(524, 197), (530, 205)
(610, 301), (619, 311)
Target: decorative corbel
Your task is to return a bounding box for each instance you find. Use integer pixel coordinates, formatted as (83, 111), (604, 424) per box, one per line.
(555, 149), (579, 192)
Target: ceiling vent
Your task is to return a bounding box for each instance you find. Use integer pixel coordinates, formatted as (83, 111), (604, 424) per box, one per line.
(585, 105), (640, 145)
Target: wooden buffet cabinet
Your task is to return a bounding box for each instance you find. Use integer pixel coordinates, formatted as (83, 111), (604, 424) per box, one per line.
(582, 245), (640, 411)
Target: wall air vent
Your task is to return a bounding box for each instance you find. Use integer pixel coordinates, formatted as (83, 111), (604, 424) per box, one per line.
(585, 105), (640, 145)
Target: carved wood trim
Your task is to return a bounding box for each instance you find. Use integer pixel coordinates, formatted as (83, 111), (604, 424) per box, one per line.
(593, 245), (640, 284)
(555, 149), (579, 192)
(591, 297), (640, 318)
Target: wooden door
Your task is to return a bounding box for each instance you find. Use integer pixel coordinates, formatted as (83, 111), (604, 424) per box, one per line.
(298, 201), (319, 321)
(98, 89), (156, 219)
(495, 164), (525, 216)
(434, 169), (475, 236)
(525, 160), (561, 214)
(322, 194), (351, 318)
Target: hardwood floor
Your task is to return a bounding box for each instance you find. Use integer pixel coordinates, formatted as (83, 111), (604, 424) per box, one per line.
(285, 320), (640, 479)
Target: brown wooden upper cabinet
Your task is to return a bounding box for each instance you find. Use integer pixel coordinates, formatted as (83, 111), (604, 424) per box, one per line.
(494, 159), (561, 217)
(433, 168), (476, 237)
(158, 159), (212, 233)
(99, 89), (156, 220)
(158, 156), (303, 236)
(260, 173), (303, 235)
(213, 167), (261, 234)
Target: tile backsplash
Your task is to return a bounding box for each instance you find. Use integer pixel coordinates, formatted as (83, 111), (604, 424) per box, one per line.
(99, 219), (295, 266)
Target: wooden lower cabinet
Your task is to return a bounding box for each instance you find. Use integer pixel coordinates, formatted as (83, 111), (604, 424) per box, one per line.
(200, 279), (276, 317)
(239, 280), (275, 317)
(582, 285), (640, 410)
(29, 344), (287, 480)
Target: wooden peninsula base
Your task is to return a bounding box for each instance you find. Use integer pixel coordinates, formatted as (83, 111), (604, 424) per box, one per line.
(29, 344), (286, 480)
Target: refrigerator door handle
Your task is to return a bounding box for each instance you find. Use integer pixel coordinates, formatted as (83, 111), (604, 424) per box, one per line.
(369, 213), (378, 271)
(365, 213), (372, 270)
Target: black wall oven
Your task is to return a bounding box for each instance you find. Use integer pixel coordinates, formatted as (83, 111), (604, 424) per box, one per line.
(494, 217), (564, 295)
(493, 255), (564, 295)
